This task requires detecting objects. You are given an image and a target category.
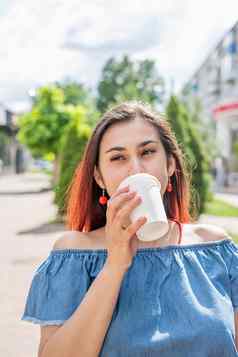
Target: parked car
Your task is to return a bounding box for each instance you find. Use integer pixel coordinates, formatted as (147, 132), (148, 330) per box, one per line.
(32, 159), (53, 171)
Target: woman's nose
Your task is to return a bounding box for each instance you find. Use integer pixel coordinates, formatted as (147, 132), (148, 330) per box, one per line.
(128, 159), (144, 175)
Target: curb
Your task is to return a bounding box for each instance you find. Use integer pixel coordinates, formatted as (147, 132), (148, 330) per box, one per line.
(0, 187), (53, 195)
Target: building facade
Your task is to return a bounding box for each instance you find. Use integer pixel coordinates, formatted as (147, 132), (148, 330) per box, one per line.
(0, 103), (31, 174)
(182, 21), (238, 187)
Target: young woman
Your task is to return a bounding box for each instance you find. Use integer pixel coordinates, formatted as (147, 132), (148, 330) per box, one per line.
(21, 101), (238, 357)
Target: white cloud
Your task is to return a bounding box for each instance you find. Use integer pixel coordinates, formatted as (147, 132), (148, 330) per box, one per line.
(0, 0), (237, 110)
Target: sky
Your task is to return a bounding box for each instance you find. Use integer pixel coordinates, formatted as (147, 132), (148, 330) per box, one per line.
(0, 0), (238, 112)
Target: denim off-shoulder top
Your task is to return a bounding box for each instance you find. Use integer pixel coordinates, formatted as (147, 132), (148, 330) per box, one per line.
(21, 225), (238, 357)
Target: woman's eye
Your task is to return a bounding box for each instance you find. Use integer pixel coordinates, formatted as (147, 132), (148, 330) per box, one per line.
(110, 149), (156, 161)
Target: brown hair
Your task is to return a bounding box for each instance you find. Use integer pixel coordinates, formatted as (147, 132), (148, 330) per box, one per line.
(66, 101), (197, 232)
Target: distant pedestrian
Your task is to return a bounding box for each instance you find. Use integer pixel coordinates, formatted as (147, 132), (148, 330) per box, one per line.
(215, 156), (225, 190)
(222, 156), (229, 187)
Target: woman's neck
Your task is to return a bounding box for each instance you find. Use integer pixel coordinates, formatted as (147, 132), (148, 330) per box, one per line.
(136, 220), (179, 249)
(97, 219), (180, 249)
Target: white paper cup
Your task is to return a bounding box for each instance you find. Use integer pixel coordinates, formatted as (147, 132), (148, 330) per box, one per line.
(117, 173), (169, 241)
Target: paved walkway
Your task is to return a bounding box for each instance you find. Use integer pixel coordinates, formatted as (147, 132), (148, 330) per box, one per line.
(209, 192), (238, 236)
(0, 171), (52, 194)
(1, 172), (237, 356)
(0, 173), (66, 357)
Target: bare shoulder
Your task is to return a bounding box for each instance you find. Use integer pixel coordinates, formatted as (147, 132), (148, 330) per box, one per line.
(52, 231), (92, 251)
(52, 228), (106, 251)
(191, 223), (232, 243)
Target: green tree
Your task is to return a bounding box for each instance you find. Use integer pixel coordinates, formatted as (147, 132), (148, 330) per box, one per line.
(55, 79), (100, 127)
(55, 79), (91, 105)
(97, 55), (165, 112)
(166, 95), (212, 218)
(17, 85), (79, 184)
(54, 106), (92, 218)
(183, 97), (219, 164)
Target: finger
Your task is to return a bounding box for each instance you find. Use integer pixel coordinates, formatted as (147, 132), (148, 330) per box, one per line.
(115, 194), (141, 226)
(107, 190), (137, 222)
(126, 216), (147, 239)
(107, 185), (130, 208)
(108, 185), (130, 202)
(107, 190), (137, 223)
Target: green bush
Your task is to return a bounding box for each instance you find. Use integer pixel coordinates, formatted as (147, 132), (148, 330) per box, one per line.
(53, 106), (92, 216)
(166, 96), (212, 218)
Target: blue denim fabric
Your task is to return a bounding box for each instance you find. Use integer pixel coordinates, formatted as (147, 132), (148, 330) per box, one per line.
(21, 239), (238, 356)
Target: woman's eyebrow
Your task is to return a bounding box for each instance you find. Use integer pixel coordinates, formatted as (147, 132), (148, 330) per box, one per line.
(105, 140), (159, 154)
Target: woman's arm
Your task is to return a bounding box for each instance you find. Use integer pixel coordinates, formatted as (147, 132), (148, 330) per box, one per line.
(40, 262), (126, 357)
(234, 311), (238, 351)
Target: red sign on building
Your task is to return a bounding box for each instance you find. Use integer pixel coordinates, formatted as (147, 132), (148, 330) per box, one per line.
(213, 102), (238, 118)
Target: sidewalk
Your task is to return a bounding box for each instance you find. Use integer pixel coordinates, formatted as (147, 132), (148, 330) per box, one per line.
(214, 192), (238, 208)
(207, 190), (238, 236)
(198, 214), (238, 236)
(0, 171), (52, 194)
(1, 186), (62, 357)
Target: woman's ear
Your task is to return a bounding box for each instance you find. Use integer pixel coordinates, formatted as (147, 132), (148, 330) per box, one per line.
(167, 155), (176, 177)
(94, 166), (105, 189)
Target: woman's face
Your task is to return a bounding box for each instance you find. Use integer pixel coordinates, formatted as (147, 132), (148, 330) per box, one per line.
(94, 117), (176, 198)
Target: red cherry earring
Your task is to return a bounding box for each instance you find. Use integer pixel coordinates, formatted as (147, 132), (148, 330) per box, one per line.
(166, 177), (173, 192)
(99, 188), (108, 205)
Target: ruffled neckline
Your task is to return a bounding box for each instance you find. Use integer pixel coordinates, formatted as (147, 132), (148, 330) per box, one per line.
(50, 238), (233, 255)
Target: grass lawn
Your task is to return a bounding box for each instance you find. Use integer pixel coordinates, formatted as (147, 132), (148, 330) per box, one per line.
(203, 197), (238, 243)
(204, 197), (238, 217)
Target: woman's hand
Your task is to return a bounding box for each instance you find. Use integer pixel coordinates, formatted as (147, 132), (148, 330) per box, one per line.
(105, 185), (147, 274)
